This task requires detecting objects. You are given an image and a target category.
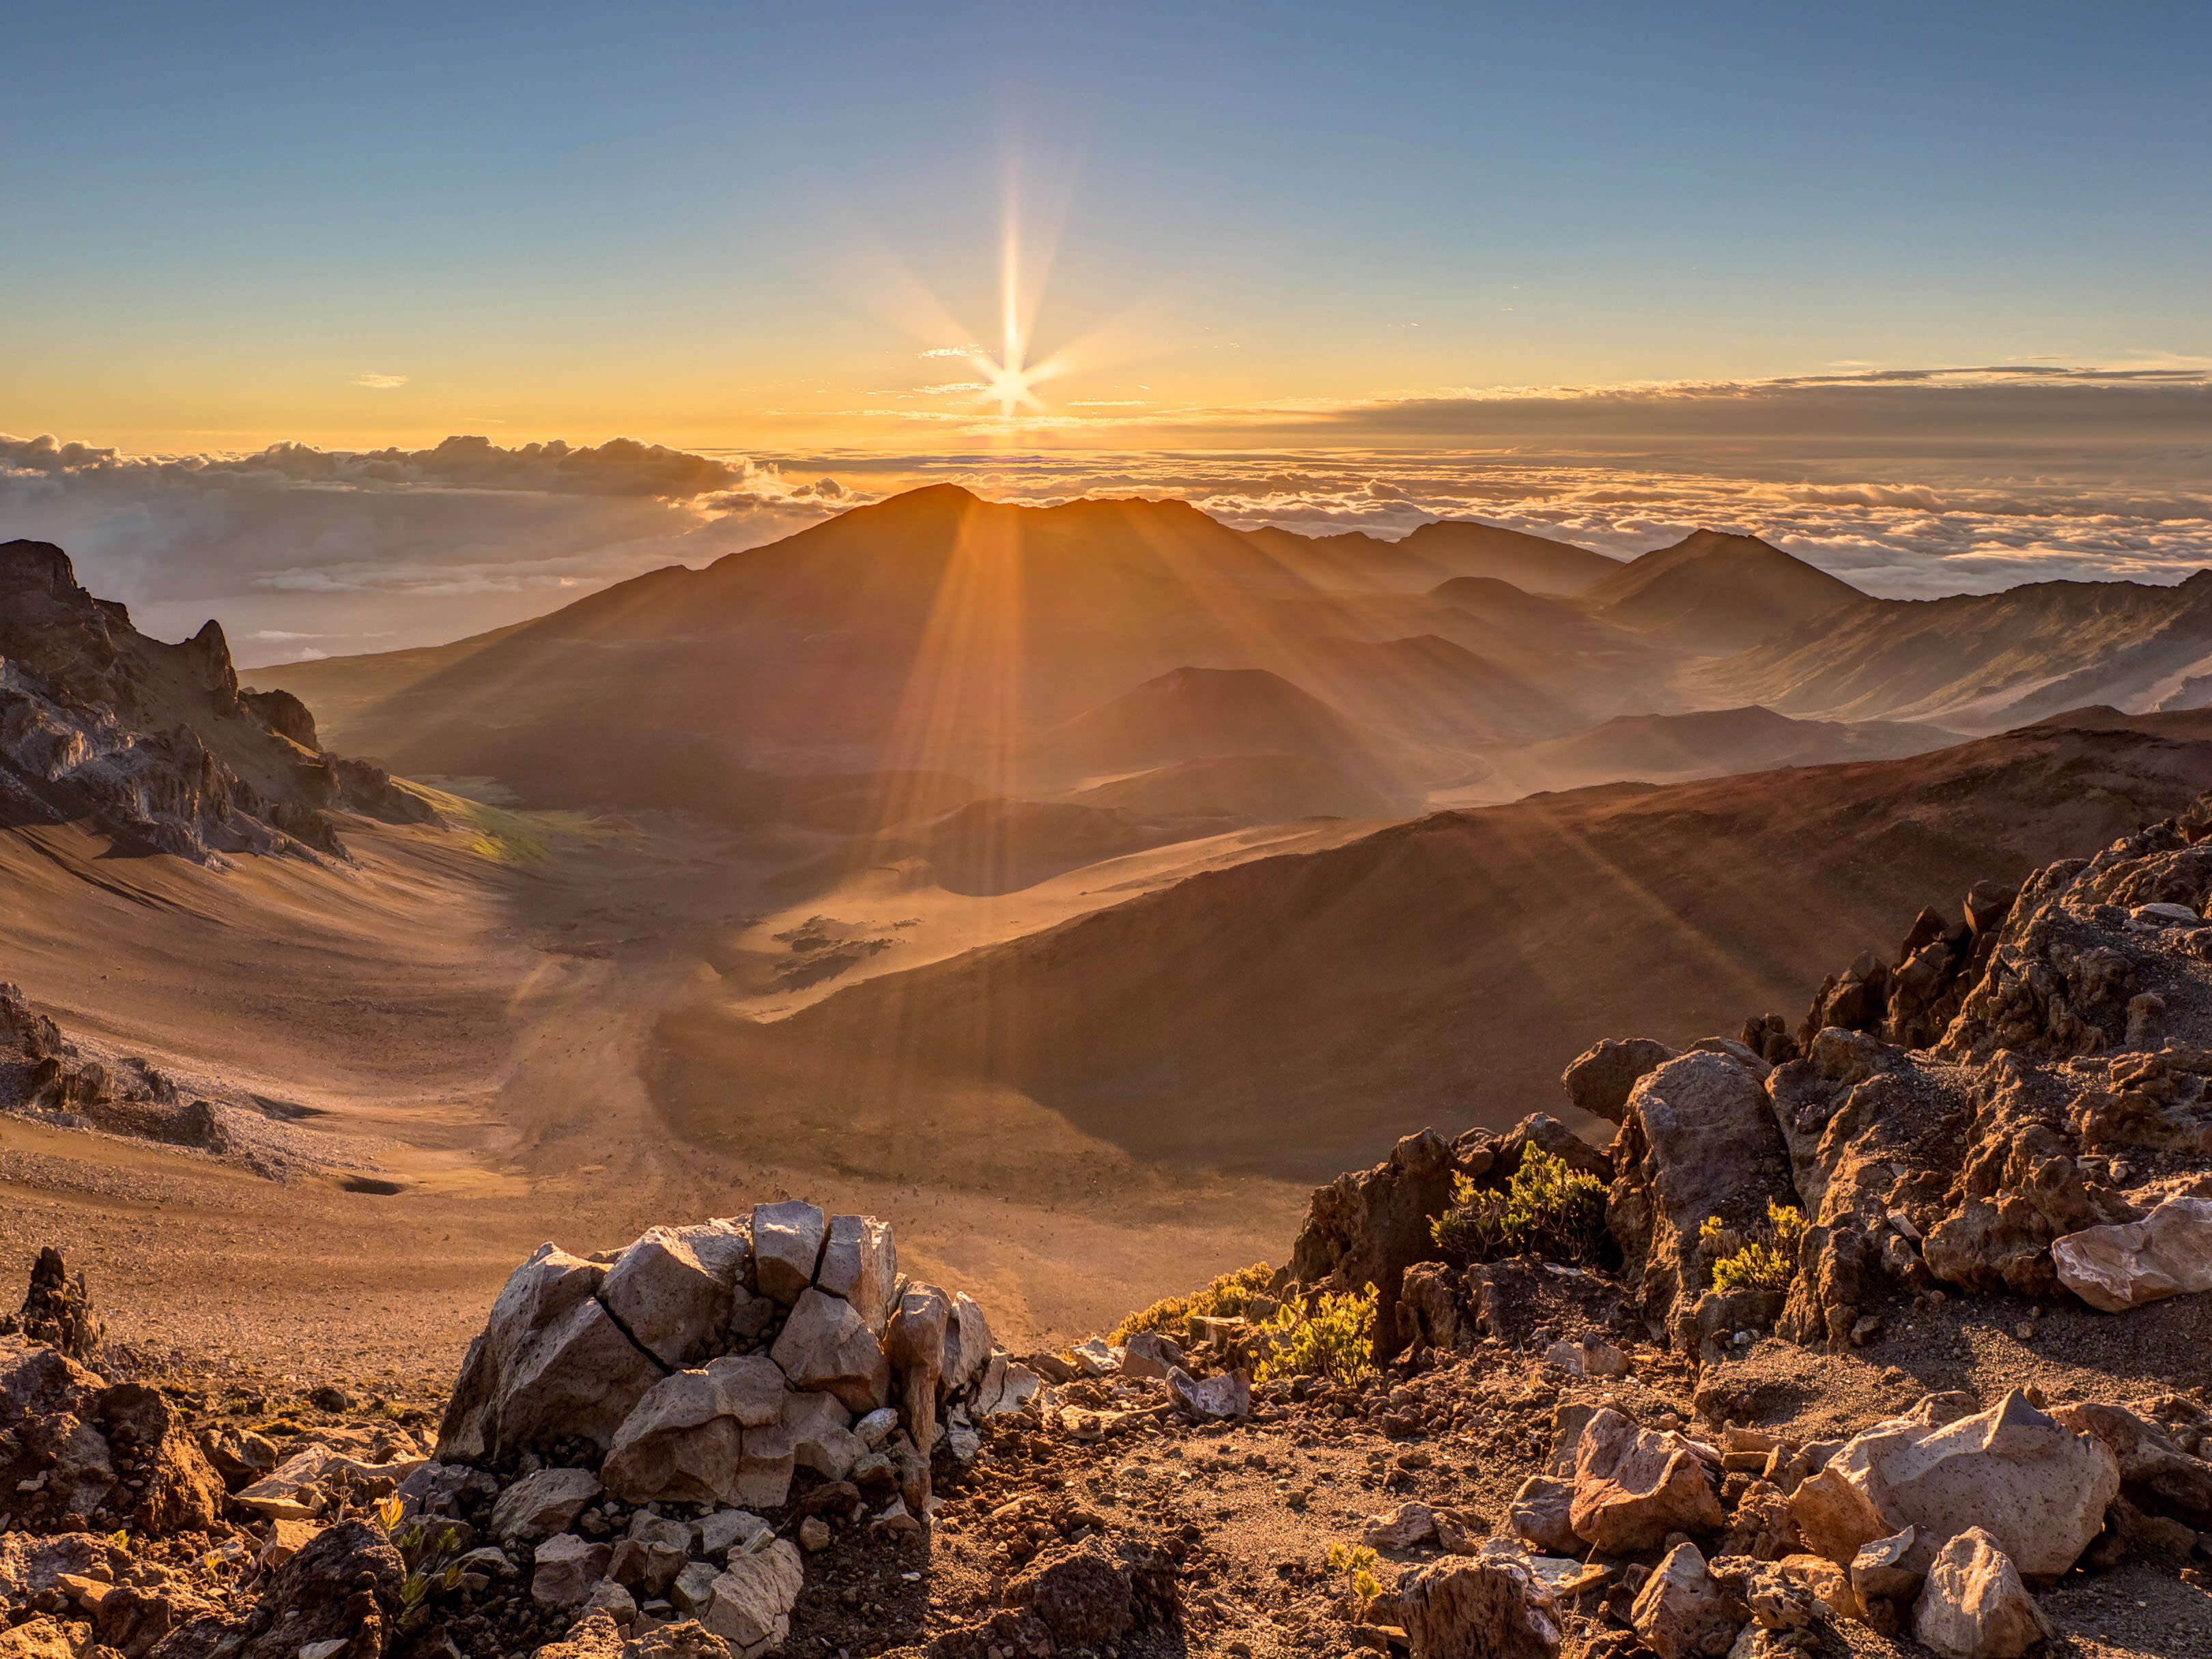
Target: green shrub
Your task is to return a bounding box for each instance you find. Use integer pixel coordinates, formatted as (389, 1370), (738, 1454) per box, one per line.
(1705, 1202), (1809, 1293)
(1109, 1261), (1273, 1345)
(1327, 1541), (1385, 1603)
(1253, 1287), (1378, 1386)
(1431, 1146), (1607, 1265)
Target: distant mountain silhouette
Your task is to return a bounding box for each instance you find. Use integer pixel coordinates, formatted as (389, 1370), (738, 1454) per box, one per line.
(1244, 517), (1617, 595)
(1582, 528), (1867, 651)
(1708, 570), (2212, 728)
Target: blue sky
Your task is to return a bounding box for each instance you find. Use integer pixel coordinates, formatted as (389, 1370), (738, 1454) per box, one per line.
(3, 2), (2208, 450)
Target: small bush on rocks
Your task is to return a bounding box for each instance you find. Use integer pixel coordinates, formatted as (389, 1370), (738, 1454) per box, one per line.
(1254, 1287), (1377, 1386)
(1110, 1261), (1274, 1344)
(1431, 1146), (1607, 1265)
(1327, 1542), (1384, 1602)
(1704, 1201), (1809, 1292)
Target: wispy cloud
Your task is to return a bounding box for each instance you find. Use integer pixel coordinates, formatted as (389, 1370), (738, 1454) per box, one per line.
(918, 344), (985, 360)
(352, 373), (409, 389)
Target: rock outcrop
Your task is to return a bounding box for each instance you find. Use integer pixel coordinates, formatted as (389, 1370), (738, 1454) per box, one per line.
(0, 538), (434, 862)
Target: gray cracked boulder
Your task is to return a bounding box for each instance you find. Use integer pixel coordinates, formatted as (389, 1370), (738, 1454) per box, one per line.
(491, 1465), (602, 1540)
(751, 1201), (827, 1305)
(436, 1244), (664, 1462)
(816, 1214), (897, 1331)
(702, 1538), (805, 1656)
(600, 1225), (737, 1367)
(601, 1355), (787, 1507)
(771, 1286), (892, 1414)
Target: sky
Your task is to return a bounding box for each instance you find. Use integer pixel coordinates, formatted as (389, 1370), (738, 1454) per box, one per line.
(2, 2), (2210, 657)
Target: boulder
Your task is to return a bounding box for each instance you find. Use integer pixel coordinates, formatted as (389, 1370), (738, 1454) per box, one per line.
(1607, 1053), (1793, 1342)
(972, 1355), (1042, 1416)
(2053, 1399), (2212, 1526)
(533, 1532), (614, 1608)
(1632, 1543), (1746, 1659)
(750, 1201), (826, 1305)
(1787, 1389), (2117, 1577)
(436, 1245), (664, 1461)
(885, 1284), (950, 1514)
(1363, 1501), (1438, 1550)
(599, 1225), (735, 1367)
(1850, 1527), (1923, 1603)
(1165, 1366), (1251, 1421)
(737, 1415), (799, 1509)
(1005, 1537), (1139, 1647)
(782, 1387), (865, 1481)
(90, 1379), (223, 1535)
(601, 1356), (786, 1507)
(1562, 1037), (1679, 1124)
(1508, 1475), (1578, 1555)
(699, 1507), (774, 1557)
(815, 1215), (897, 1332)
(1497, 1111), (1611, 1180)
(0, 1619), (79, 1659)
(241, 1520), (403, 1659)
(940, 1292), (994, 1395)
(701, 1539), (804, 1656)
(1570, 1408), (1726, 1553)
(1383, 1555), (1562, 1659)
(1911, 1528), (2052, 1659)
(770, 1287), (892, 1413)
(1287, 1127), (1462, 1363)
(0, 1531), (120, 1605)
(491, 1466), (603, 1540)
(0, 1343), (117, 1527)
(2052, 1195), (2212, 1311)
(1119, 1331), (1184, 1381)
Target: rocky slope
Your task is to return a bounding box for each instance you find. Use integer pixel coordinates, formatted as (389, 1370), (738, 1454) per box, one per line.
(0, 539), (433, 862)
(7, 778), (2212, 1657)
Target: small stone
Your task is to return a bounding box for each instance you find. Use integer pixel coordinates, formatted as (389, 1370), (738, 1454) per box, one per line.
(1911, 1527), (2052, 1659)
(531, 1532), (614, 1608)
(799, 1516), (832, 1552)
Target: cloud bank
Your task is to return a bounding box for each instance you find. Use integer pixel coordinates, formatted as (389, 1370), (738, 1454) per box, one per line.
(5, 370), (2209, 660)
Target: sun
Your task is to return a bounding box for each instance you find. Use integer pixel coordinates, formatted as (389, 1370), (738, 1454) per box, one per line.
(964, 210), (1062, 419)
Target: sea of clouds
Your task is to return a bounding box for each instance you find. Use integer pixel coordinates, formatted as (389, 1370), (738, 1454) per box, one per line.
(5, 372), (2209, 662)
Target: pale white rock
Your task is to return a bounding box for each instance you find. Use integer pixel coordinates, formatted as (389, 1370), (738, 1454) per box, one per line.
(530, 1533), (612, 1608)
(1912, 1528), (2052, 1659)
(737, 1416), (799, 1509)
(491, 1466), (603, 1541)
(946, 1427), (981, 1464)
(770, 1287), (892, 1414)
(1851, 1527), (1923, 1603)
(751, 1201), (827, 1305)
(973, 1355), (1041, 1417)
(854, 1408), (900, 1448)
(941, 1292), (994, 1395)
(783, 1388), (866, 1481)
(1165, 1366), (1251, 1421)
(671, 1559), (720, 1619)
(600, 1355), (786, 1506)
(2131, 902), (2204, 926)
(1363, 1501), (1438, 1550)
(1070, 1337), (1118, 1377)
(599, 1225), (734, 1368)
(582, 1578), (638, 1623)
(625, 1512), (696, 1550)
(698, 1507), (774, 1558)
(670, 1217), (752, 1286)
(2052, 1195), (2212, 1312)
(815, 1215), (898, 1331)
(1787, 1389), (2117, 1577)
(702, 1539), (805, 1656)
